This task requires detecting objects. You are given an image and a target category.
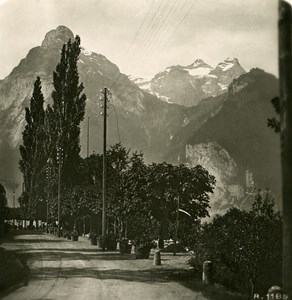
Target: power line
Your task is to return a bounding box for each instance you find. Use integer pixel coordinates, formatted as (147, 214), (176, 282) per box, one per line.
(111, 0), (169, 87)
(132, 0), (169, 61)
(129, 0), (167, 60)
(126, 0), (156, 58)
(109, 0), (156, 90)
(159, 0), (198, 53)
(112, 0), (198, 119)
(145, 0), (189, 59)
(107, 1), (160, 145)
(113, 0), (197, 102)
(138, 0), (182, 65)
(108, 1), (174, 141)
(111, 1), (170, 100)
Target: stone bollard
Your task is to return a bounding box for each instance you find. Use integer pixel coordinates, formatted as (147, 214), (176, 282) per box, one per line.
(202, 261), (214, 285)
(154, 249), (161, 266)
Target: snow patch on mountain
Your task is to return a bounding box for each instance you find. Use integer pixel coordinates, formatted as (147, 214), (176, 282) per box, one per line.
(187, 67), (211, 76)
(218, 83), (228, 91)
(128, 75), (153, 92)
(217, 57), (239, 71)
(129, 57), (246, 107)
(82, 48), (93, 56)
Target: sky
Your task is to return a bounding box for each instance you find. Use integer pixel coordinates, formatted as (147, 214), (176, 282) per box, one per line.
(0, 0), (278, 79)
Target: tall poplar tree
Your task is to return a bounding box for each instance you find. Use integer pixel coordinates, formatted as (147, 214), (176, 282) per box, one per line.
(19, 76), (46, 217)
(51, 35), (86, 185)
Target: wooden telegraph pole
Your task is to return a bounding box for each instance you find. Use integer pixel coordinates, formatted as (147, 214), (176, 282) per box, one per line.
(173, 197), (179, 256)
(279, 0), (292, 296)
(100, 87), (110, 251)
(56, 146), (63, 237)
(87, 117), (90, 158)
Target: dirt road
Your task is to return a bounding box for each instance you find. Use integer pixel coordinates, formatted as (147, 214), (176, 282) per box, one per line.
(0, 233), (208, 300)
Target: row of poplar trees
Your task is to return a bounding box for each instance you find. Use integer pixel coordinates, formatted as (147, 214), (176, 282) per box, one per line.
(19, 36), (86, 220)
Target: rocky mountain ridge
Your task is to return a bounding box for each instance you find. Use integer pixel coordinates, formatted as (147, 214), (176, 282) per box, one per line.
(0, 26), (280, 215)
(130, 57), (246, 107)
(0, 26), (194, 191)
(170, 69), (281, 211)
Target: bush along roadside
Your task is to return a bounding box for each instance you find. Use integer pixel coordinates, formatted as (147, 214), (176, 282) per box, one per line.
(188, 190), (282, 299)
(0, 247), (29, 292)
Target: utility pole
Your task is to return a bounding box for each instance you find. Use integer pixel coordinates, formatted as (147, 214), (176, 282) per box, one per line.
(87, 116), (90, 157)
(46, 158), (53, 233)
(13, 191), (15, 208)
(100, 87), (110, 251)
(0, 179), (18, 225)
(12, 191), (15, 226)
(173, 196), (179, 256)
(56, 147), (63, 237)
(22, 182), (25, 228)
(0, 179), (18, 207)
(279, 0), (292, 296)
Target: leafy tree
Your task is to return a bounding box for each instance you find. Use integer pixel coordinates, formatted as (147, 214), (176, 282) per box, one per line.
(54, 143), (215, 243)
(267, 96), (280, 133)
(252, 189), (280, 219)
(19, 76), (46, 218)
(0, 183), (8, 222)
(50, 35), (86, 185)
(41, 36), (87, 225)
(106, 143), (130, 227)
(194, 191), (282, 298)
(145, 163), (215, 248)
(119, 151), (152, 239)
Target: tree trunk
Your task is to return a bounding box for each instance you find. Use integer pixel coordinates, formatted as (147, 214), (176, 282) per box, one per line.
(125, 220), (128, 239)
(158, 215), (168, 249)
(113, 217), (117, 234)
(249, 279), (255, 300)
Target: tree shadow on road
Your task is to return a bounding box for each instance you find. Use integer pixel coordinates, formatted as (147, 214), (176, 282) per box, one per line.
(31, 266), (170, 284)
(20, 250), (137, 261)
(3, 233), (66, 243)
(4, 239), (66, 244)
(17, 249), (178, 263)
(19, 247), (115, 252)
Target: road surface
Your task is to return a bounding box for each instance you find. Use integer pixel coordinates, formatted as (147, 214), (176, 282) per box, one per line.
(0, 233), (208, 300)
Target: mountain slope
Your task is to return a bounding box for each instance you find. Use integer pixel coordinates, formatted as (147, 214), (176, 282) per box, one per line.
(0, 26), (182, 155)
(0, 26), (200, 195)
(131, 58), (245, 107)
(166, 69), (281, 210)
(0, 26), (280, 214)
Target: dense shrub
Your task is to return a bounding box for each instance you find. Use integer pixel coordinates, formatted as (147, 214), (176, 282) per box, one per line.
(189, 191), (282, 298)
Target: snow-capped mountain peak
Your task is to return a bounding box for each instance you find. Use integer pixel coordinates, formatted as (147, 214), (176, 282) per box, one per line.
(184, 59), (213, 77)
(130, 57), (246, 107)
(225, 57), (239, 63)
(190, 59), (213, 69)
(81, 47), (93, 56)
(216, 57), (240, 71)
(209, 57), (246, 86)
(192, 58), (205, 65)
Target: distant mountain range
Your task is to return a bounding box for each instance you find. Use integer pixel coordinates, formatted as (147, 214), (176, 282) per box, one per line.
(0, 26), (280, 214)
(166, 69), (281, 212)
(129, 57), (246, 107)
